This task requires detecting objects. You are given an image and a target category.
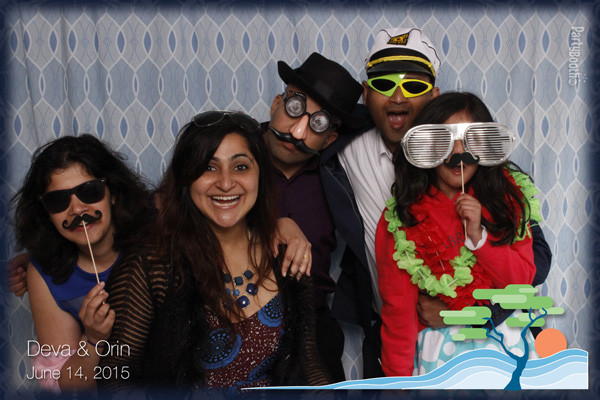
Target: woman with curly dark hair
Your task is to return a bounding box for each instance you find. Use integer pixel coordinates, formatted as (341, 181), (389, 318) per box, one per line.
(100, 111), (328, 393)
(13, 134), (156, 392)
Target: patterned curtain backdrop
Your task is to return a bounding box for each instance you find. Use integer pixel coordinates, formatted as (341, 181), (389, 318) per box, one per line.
(1, 0), (598, 396)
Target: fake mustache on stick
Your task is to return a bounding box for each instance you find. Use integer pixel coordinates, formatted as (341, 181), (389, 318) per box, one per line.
(443, 152), (479, 240)
(63, 210), (103, 284)
(62, 210), (102, 229)
(443, 152), (480, 168)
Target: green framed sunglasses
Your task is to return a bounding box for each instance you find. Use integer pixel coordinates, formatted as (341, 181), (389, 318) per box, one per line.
(367, 73), (433, 98)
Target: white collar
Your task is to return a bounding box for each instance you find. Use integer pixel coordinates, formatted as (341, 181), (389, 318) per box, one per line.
(374, 128), (393, 161)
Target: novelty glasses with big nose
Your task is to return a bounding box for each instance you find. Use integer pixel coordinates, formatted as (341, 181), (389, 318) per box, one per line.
(367, 73), (433, 98)
(401, 122), (516, 168)
(282, 90), (339, 133)
(39, 178), (107, 213)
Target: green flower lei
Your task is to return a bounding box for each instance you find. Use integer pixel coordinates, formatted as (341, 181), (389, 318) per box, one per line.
(384, 169), (541, 298)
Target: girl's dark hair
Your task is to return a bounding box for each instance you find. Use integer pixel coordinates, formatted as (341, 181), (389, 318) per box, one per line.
(156, 113), (277, 326)
(13, 134), (156, 283)
(392, 92), (529, 245)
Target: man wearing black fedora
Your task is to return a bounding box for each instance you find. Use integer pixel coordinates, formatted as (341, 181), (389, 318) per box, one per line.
(263, 52), (363, 382)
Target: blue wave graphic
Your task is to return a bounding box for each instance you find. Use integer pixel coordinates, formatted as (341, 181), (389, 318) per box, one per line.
(250, 348), (587, 390)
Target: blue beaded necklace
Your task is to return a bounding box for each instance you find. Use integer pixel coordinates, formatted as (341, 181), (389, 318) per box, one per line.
(224, 269), (258, 308)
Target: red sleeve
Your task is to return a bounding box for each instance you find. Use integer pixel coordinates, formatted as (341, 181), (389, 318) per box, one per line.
(473, 225), (535, 288)
(375, 210), (419, 377)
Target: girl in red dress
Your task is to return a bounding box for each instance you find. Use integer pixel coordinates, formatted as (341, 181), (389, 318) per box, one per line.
(375, 92), (540, 376)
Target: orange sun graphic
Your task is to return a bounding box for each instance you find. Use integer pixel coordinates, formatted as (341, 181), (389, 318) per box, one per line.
(534, 328), (567, 358)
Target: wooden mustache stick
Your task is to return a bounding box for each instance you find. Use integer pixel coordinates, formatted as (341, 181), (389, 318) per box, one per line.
(461, 162), (467, 240)
(81, 218), (100, 284)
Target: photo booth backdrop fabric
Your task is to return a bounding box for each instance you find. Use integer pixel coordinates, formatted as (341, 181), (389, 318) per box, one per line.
(1, 0), (596, 394)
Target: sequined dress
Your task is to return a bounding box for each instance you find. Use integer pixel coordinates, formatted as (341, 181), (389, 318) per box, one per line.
(202, 294), (283, 390)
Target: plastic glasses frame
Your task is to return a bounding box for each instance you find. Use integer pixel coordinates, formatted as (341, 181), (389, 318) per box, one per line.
(39, 178), (107, 214)
(367, 73), (433, 98)
(401, 122), (516, 168)
(192, 111), (261, 134)
(282, 90), (339, 133)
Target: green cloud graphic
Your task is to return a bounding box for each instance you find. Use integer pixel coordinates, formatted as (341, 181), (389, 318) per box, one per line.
(453, 327), (488, 340)
(440, 306), (491, 325)
(491, 294), (528, 303)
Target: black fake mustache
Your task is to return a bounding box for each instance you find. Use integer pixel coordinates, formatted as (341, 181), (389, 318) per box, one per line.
(62, 210), (103, 229)
(269, 126), (319, 156)
(443, 152), (480, 168)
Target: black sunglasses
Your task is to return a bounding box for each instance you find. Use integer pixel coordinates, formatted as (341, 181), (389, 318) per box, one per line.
(39, 178), (107, 214)
(191, 111), (261, 134)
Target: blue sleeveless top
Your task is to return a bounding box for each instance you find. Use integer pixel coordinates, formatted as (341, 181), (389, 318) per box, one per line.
(31, 256), (118, 322)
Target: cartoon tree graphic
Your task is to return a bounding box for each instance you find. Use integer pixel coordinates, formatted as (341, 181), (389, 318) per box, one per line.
(439, 284), (564, 390)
